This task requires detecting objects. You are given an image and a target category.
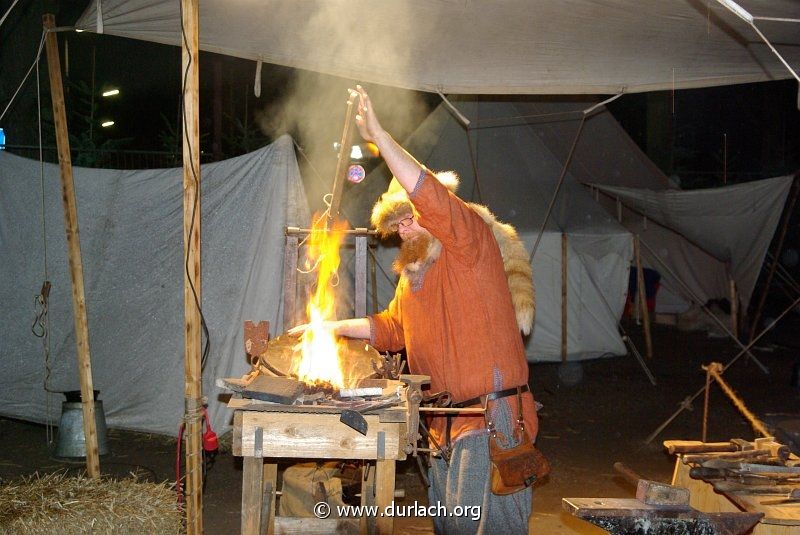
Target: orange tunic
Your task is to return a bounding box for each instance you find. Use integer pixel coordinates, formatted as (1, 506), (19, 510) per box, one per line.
(370, 171), (538, 446)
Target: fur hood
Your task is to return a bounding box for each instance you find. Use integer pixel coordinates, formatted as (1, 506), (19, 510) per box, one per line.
(371, 171), (535, 335)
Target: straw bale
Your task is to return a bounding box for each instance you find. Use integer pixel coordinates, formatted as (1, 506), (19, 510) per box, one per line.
(0, 471), (182, 534)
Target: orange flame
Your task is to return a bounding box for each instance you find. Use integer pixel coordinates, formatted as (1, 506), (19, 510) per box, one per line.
(291, 214), (351, 388)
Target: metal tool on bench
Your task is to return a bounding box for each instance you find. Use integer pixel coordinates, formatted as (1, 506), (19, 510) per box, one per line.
(665, 436), (791, 463)
(563, 462), (764, 535)
(338, 393), (403, 435)
(400, 374), (430, 456)
(760, 488), (800, 505)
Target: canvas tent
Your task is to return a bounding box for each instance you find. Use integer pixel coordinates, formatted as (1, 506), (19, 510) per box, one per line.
(594, 176), (795, 313)
(73, 0), (800, 94)
(345, 97), (795, 361)
(0, 136), (310, 435)
(5, 0), (798, 432)
(345, 97), (649, 362)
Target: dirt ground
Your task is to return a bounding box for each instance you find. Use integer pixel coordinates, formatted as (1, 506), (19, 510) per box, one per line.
(2, 319), (800, 534)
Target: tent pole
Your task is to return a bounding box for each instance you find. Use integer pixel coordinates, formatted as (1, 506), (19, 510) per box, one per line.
(634, 236), (653, 358)
(181, 0), (203, 532)
(561, 233), (568, 362)
(747, 176), (799, 342)
(42, 13), (100, 479)
(730, 278), (738, 339)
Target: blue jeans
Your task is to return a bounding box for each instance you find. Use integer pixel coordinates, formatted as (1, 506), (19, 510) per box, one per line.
(428, 397), (533, 534)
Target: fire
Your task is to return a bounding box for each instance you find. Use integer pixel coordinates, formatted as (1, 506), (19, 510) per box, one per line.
(292, 214), (351, 388)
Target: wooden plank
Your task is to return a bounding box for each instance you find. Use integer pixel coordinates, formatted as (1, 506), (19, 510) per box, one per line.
(180, 1), (203, 532)
(275, 517), (359, 534)
(43, 13), (100, 480)
(375, 459), (396, 534)
(355, 234), (367, 317)
(242, 456), (265, 535)
(236, 411), (404, 460)
(226, 397), (408, 424)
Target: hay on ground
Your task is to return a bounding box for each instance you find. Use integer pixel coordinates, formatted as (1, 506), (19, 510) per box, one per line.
(0, 471), (182, 534)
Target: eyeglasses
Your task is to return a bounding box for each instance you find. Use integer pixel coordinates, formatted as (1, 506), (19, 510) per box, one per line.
(388, 216), (414, 232)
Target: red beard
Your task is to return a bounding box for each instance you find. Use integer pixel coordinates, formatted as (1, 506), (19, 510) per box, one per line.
(392, 232), (433, 274)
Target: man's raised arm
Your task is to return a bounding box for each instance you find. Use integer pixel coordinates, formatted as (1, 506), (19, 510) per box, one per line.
(353, 85), (425, 193)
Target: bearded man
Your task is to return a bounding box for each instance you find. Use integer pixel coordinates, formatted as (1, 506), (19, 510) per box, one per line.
(291, 85), (539, 534)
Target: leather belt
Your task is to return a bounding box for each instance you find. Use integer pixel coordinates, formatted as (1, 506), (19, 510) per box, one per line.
(451, 383), (530, 409)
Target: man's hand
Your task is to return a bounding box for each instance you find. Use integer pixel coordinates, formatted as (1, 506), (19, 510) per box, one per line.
(287, 323), (311, 337)
(287, 318), (371, 340)
(351, 84), (424, 193)
(287, 320), (339, 338)
(354, 85), (384, 143)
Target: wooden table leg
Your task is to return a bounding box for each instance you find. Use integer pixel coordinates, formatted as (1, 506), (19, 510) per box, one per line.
(375, 459), (396, 535)
(263, 462), (278, 535)
(242, 457), (264, 535)
(360, 461), (376, 535)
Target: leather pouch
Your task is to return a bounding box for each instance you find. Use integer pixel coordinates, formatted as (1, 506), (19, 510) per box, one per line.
(486, 391), (550, 495)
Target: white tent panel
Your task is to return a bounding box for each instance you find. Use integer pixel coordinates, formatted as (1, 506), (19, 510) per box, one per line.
(595, 175), (794, 309)
(0, 136), (310, 435)
(75, 0), (800, 94)
(528, 232), (630, 361)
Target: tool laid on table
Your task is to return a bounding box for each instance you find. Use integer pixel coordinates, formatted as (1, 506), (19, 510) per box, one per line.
(665, 436), (791, 463)
(760, 488), (800, 506)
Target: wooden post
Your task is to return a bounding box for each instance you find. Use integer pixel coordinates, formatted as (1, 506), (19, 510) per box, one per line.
(42, 14), (100, 479)
(375, 459), (396, 534)
(561, 233), (568, 362)
(327, 92), (358, 228)
(283, 234), (299, 329)
(360, 462), (376, 535)
(263, 462), (278, 535)
(355, 232), (368, 317)
(634, 236), (653, 358)
(181, 0), (203, 532)
(242, 456), (264, 534)
(369, 246), (378, 314)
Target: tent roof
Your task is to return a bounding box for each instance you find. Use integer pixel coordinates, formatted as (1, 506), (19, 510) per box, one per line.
(75, 0), (800, 94)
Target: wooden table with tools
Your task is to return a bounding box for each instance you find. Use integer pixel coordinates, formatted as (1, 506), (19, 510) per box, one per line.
(230, 385), (409, 535)
(667, 437), (800, 534)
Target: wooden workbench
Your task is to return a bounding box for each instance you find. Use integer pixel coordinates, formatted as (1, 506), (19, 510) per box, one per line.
(672, 456), (800, 534)
(232, 398), (408, 535)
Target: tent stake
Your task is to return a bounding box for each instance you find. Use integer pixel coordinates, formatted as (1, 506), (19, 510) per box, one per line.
(43, 13), (100, 479)
(180, 0), (204, 532)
